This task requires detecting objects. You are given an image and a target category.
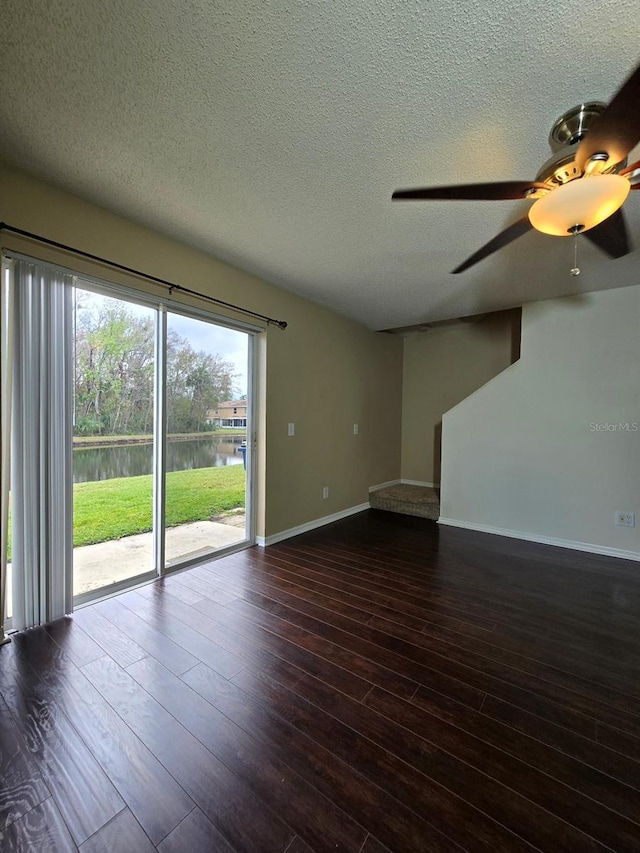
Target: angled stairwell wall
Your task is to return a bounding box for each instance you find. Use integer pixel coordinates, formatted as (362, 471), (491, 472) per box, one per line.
(440, 284), (640, 560)
(401, 311), (520, 486)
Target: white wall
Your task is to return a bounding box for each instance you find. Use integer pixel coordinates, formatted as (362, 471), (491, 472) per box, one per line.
(440, 284), (640, 560)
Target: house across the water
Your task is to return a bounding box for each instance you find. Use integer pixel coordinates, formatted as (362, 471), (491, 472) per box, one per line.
(207, 400), (247, 428)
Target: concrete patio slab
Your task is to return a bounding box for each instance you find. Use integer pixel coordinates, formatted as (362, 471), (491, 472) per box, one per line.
(6, 517), (247, 610)
(74, 518), (246, 595)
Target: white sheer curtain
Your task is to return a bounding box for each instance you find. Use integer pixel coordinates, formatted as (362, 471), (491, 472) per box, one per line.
(10, 259), (74, 631)
(1, 260), (14, 643)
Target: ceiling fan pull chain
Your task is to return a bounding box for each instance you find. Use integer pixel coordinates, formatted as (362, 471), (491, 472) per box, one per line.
(570, 229), (580, 276)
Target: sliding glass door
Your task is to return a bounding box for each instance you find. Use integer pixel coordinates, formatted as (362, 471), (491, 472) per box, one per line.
(72, 288), (156, 597)
(164, 311), (250, 567)
(70, 280), (254, 602)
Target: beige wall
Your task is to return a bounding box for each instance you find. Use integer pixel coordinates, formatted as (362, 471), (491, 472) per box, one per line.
(441, 285), (640, 558)
(0, 164), (403, 538)
(401, 312), (519, 484)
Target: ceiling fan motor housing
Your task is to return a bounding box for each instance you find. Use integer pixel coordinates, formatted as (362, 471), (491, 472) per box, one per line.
(535, 102), (624, 190)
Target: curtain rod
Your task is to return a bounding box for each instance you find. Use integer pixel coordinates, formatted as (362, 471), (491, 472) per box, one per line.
(0, 222), (287, 330)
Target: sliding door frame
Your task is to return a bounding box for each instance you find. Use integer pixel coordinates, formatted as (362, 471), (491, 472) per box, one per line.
(153, 304), (167, 575)
(160, 303), (257, 575)
(7, 252), (261, 606)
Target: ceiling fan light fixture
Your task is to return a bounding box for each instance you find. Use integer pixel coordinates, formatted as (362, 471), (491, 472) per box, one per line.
(528, 174), (630, 236)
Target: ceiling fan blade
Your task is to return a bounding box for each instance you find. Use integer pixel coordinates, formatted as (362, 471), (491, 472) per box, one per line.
(392, 181), (546, 202)
(575, 62), (640, 171)
(583, 208), (631, 258)
(620, 159), (640, 187)
(452, 217), (533, 273)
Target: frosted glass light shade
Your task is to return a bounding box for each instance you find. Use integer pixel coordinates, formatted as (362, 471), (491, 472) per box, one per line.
(528, 174), (630, 236)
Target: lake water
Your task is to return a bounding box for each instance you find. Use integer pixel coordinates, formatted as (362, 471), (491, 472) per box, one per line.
(73, 436), (245, 483)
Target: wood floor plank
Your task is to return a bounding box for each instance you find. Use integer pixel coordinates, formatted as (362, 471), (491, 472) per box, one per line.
(209, 552), (436, 634)
(134, 579), (205, 606)
(268, 542), (511, 631)
(482, 693), (640, 792)
(157, 808), (236, 853)
(367, 612), (640, 711)
(127, 656), (367, 853)
(94, 597), (198, 676)
(166, 568), (239, 605)
(0, 692), (51, 832)
(597, 722), (640, 762)
(71, 608), (147, 669)
(227, 581), (640, 739)
(195, 562), (375, 626)
(11, 629), (194, 846)
(359, 837), (393, 853)
(44, 618), (105, 668)
(364, 616), (640, 734)
(78, 808), (155, 853)
(2, 673), (125, 846)
(0, 797), (78, 852)
(0, 639), (30, 694)
(81, 655), (295, 853)
(275, 541), (509, 619)
(192, 565), (490, 711)
(125, 586), (373, 701)
(482, 618), (640, 686)
(308, 520), (640, 640)
(194, 593), (420, 700)
(240, 544), (640, 693)
(4, 634), (127, 844)
(181, 661), (461, 853)
(224, 548), (498, 632)
(5, 510), (640, 852)
(365, 686), (640, 851)
(232, 667), (549, 852)
(284, 838), (315, 853)
(232, 560), (640, 722)
(117, 589), (248, 678)
(189, 552), (637, 743)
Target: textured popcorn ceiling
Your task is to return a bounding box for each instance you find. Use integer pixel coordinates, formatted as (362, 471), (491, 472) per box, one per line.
(1, 1), (638, 329)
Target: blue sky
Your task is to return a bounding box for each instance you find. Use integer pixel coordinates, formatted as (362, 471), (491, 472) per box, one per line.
(168, 312), (248, 398)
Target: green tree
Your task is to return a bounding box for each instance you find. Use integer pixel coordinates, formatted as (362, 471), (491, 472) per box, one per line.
(74, 294), (237, 436)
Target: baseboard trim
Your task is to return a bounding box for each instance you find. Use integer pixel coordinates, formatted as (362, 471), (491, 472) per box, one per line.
(368, 479), (401, 493)
(369, 479), (439, 492)
(257, 502), (370, 547)
(438, 517), (640, 562)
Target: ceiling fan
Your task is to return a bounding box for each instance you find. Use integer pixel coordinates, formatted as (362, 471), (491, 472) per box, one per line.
(392, 61), (640, 273)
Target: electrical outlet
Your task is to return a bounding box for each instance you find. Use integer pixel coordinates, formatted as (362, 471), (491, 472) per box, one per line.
(353, 423), (359, 435)
(615, 511), (635, 528)
(287, 423), (295, 436)
(322, 486), (329, 499)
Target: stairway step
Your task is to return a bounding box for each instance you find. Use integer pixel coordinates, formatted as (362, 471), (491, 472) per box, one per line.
(370, 484), (439, 520)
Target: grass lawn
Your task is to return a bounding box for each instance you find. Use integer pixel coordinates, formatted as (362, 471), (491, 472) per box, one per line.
(7, 465), (245, 558)
(73, 464), (245, 546)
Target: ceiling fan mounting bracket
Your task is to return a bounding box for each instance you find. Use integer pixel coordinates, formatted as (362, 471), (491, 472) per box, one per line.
(548, 102), (606, 151)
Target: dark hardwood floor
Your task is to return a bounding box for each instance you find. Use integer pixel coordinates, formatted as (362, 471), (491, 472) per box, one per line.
(2, 509), (640, 851)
